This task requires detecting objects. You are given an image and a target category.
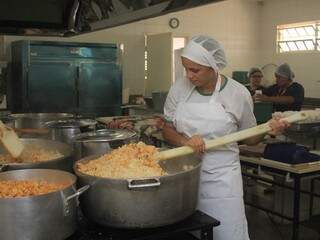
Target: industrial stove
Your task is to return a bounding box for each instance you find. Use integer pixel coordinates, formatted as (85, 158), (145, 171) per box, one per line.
(67, 210), (220, 240)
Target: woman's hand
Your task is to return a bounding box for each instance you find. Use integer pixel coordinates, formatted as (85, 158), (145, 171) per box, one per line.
(268, 116), (291, 136)
(184, 135), (206, 154)
(253, 93), (269, 102)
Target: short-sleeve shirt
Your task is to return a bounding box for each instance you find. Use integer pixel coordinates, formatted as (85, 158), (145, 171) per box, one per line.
(164, 76), (257, 132)
(263, 82), (304, 112)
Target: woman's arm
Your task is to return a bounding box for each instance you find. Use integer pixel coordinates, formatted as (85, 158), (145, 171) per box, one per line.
(162, 122), (206, 154)
(162, 122), (188, 147)
(255, 94), (294, 104)
(241, 117), (290, 145)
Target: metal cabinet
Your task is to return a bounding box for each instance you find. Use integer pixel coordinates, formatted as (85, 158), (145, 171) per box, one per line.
(78, 62), (121, 116)
(9, 41), (122, 117)
(27, 61), (77, 112)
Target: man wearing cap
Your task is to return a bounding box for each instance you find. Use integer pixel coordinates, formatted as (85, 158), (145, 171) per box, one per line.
(254, 63), (304, 112)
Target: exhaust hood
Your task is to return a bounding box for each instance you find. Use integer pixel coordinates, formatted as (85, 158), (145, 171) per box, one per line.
(0, 0), (224, 37)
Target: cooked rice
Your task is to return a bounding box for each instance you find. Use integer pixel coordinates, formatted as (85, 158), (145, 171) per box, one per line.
(77, 142), (167, 179)
(0, 145), (63, 164)
(0, 180), (69, 198)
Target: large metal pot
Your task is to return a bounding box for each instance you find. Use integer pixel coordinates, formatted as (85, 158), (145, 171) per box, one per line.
(73, 129), (138, 160)
(45, 119), (97, 143)
(11, 113), (74, 129)
(0, 138), (74, 172)
(74, 154), (201, 228)
(0, 169), (89, 240)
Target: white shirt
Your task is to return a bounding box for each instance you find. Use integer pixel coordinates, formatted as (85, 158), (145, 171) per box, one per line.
(164, 76), (257, 131)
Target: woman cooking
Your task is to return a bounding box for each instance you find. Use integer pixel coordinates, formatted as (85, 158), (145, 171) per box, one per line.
(162, 36), (289, 240)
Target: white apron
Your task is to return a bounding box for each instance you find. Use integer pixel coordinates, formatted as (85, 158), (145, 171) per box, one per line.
(174, 76), (250, 240)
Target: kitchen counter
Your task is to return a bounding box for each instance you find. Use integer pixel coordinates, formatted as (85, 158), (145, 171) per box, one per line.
(97, 114), (167, 146)
(240, 153), (320, 240)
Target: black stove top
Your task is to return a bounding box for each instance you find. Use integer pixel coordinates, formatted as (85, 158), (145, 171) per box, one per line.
(67, 210), (220, 240)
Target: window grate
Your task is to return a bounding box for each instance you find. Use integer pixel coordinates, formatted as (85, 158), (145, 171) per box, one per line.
(277, 22), (320, 53)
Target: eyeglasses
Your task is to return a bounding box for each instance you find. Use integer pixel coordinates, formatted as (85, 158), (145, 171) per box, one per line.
(251, 75), (263, 78)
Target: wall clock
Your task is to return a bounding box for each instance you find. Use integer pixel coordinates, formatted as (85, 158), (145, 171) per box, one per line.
(169, 18), (180, 29)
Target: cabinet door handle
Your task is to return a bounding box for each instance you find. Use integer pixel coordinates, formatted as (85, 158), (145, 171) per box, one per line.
(25, 67), (29, 109)
(76, 66), (80, 107)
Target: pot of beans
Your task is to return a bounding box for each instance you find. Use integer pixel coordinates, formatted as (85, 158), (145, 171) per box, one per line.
(74, 142), (201, 228)
(0, 169), (89, 240)
(0, 138), (74, 172)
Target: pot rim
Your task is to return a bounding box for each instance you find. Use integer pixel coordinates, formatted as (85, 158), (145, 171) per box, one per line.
(45, 119), (97, 129)
(74, 154), (201, 181)
(10, 113), (74, 120)
(0, 169), (76, 200)
(73, 129), (137, 143)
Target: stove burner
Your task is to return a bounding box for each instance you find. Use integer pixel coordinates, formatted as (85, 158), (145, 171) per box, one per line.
(67, 210), (219, 240)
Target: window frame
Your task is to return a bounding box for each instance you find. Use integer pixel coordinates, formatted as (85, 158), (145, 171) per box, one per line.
(277, 21), (320, 53)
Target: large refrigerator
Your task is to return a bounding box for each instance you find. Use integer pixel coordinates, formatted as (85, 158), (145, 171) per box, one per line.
(8, 41), (122, 117)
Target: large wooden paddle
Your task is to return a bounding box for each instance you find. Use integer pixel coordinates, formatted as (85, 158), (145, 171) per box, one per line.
(0, 121), (24, 158)
(156, 110), (320, 161)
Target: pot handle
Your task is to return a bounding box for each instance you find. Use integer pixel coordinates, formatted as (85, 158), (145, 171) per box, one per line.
(0, 164), (8, 172)
(62, 185), (90, 216)
(127, 178), (161, 189)
(65, 185), (90, 203)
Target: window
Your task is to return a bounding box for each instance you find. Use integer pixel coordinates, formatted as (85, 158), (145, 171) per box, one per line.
(172, 37), (186, 83)
(277, 21), (320, 53)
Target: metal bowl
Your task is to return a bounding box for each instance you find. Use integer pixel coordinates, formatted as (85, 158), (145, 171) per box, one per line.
(45, 119), (97, 143)
(72, 129), (138, 160)
(10, 113), (74, 129)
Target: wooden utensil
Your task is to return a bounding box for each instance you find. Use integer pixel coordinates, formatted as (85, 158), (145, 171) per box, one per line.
(0, 121), (24, 158)
(13, 128), (49, 135)
(157, 110), (320, 161)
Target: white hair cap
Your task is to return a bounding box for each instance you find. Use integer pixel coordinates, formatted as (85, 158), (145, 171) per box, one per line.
(181, 35), (227, 72)
(275, 63), (295, 80)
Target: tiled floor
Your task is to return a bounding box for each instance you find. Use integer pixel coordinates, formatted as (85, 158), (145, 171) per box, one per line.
(246, 206), (319, 240)
(244, 177), (320, 240)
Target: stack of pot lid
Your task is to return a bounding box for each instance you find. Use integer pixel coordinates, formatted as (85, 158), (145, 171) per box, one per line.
(73, 129), (137, 143)
(46, 119), (97, 129)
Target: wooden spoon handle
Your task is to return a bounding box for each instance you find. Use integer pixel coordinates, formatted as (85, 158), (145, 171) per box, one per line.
(0, 121), (24, 158)
(157, 111), (317, 161)
(14, 128), (49, 134)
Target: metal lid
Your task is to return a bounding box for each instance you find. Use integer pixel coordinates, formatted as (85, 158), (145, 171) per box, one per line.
(10, 113), (74, 120)
(73, 129), (137, 143)
(45, 119), (97, 129)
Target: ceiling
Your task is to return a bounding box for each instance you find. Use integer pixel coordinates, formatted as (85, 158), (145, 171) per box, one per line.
(0, 0), (225, 37)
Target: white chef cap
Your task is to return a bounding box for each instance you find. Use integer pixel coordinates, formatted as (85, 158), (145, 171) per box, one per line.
(181, 35), (227, 72)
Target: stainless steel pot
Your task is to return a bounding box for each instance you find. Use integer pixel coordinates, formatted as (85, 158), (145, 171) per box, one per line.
(45, 119), (97, 143)
(0, 169), (89, 240)
(73, 129), (138, 160)
(0, 138), (74, 172)
(11, 113), (74, 129)
(74, 154), (201, 228)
